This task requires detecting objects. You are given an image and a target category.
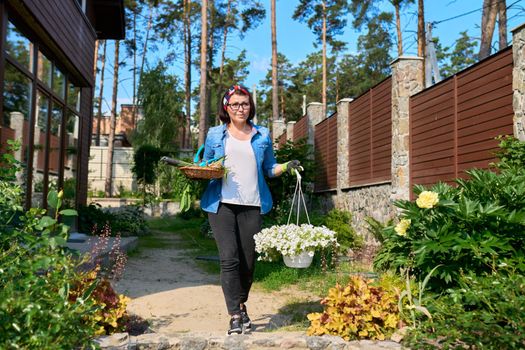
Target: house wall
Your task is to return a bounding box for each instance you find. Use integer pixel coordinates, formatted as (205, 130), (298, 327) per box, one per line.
(0, 0), (104, 211)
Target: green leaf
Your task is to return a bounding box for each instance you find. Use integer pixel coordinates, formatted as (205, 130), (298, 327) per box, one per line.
(82, 280), (99, 300)
(50, 236), (67, 246)
(39, 216), (57, 228)
(47, 190), (59, 209)
(59, 209), (77, 216)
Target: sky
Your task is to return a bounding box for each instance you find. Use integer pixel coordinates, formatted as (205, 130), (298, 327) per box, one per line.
(99, 0), (525, 115)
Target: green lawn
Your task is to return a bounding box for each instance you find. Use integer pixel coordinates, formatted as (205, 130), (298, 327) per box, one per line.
(146, 215), (375, 296)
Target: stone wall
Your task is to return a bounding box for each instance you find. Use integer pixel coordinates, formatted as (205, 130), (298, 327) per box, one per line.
(88, 146), (136, 193)
(337, 184), (394, 240)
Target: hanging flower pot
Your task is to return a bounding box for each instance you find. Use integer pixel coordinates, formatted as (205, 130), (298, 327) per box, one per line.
(253, 169), (338, 268)
(283, 251), (314, 268)
(254, 224), (338, 268)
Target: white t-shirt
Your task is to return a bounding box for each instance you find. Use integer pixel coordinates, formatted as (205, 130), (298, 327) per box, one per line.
(221, 131), (261, 207)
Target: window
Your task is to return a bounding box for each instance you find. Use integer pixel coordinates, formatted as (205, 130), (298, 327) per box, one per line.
(52, 66), (65, 99)
(5, 20), (33, 73)
(1, 62), (32, 192)
(68, 83), (81, 111)
(37, 51), (52, 87)
(63, 111), (79, 217)
(2, 17), (83, 211)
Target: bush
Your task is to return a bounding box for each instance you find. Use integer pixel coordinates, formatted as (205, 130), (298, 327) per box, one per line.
(307, 275), (400, 340)
(0, 189), (99, 348)
(493, 135), (525, 170)
(324, 209), (363, 252)
(374, 166), (525, 290)
(78, 203), (115, 234)
(111, 205), (149, 236)
(78, 203), (149, 236)
(268, 138), (314, 222)
(404, 269), (525, 349)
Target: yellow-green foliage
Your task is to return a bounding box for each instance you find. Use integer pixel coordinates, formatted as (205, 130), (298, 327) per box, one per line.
(307, 275), (400, 340)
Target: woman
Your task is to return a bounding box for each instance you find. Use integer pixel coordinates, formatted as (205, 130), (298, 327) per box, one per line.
(200, 85), (301, 335)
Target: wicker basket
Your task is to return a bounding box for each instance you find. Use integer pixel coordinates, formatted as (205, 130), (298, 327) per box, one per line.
(179, 165), (225, 179)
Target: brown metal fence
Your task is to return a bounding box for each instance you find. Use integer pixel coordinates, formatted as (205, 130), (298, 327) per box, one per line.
(410, 47), (514, 192)
(314, 113), (338, 192)
(348, 77), (392, 187)
(277, 130), (287, 148)
(293, 115), (309, 142)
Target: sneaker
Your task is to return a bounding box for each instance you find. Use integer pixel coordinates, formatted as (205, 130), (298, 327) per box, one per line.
(228, 315), (243, 335)
(240, 305), (252, 330)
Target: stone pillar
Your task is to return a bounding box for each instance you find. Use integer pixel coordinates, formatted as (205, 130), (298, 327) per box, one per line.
(306, 102), (323, 149)
(286, 121), (296, 142)
(390, 56), (424, 201)
(272, 119), (286, 143)
(512, 22), (525, 141)
(336, 98), (353, 191)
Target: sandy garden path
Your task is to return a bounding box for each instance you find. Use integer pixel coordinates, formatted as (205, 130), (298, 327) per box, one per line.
(114, 230), (320, 336)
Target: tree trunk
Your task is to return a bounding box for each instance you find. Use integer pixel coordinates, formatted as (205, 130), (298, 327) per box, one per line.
(417, 0), (425, 82)
(271, 0), (279, 124)
(132, 9), (138, 126)
(394, 2), (403, 56)
(206, 0), (215, 126)
(321, 0), (327, 118)
(280, 84), (285, 119)
(479, 0), (498, 59)
(104, 40), (120, 198)
(198, 0), (209, 147)
(219, 0), (232, 84)
(96, 40), (107, 147)
(184, 0), (192, 149)
(497, 0), (507, 50)
(93, 39), (99, 79)
(138, 3), (154, 103)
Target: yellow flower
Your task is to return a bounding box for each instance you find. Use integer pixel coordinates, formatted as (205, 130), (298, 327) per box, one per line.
(394, 219), (411, 236)
(57, 190), (64, 199)
(416, 191), (439, 209)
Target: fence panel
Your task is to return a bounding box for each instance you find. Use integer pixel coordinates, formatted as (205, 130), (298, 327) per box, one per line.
(277, 130), (287, 148)
(293, 115), (308, 142)
(348, 77), (392, 187)
(456, 48), (514, 174)
(410, 79), (456, 187)
(410, 47), (514, 193)
(314, 114), (337, 191)
(371, 78), (392, 182)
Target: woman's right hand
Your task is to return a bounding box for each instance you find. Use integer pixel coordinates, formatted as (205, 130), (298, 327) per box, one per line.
(283, 160), (302, 174)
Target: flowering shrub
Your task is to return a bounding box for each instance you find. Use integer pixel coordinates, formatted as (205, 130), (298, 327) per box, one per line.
(254, 224), (338, 262)
(415, 191), (439, 209)
(374, 166), (525, 290)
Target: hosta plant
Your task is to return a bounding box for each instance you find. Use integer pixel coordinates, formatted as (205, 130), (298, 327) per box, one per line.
(254, 224), (338, 262)
(307, 275), (400, 340)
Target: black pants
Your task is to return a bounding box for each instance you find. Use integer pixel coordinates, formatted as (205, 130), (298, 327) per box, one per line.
(208, 203), (262, 315)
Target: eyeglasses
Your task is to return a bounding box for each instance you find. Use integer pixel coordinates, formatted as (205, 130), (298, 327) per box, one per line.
(227, 102), (250, 111)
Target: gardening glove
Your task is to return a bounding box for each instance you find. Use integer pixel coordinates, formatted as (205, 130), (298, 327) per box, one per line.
(283, 159), (302, 174)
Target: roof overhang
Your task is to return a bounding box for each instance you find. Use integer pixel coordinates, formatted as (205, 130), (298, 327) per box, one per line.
(92, 0), (125, 40)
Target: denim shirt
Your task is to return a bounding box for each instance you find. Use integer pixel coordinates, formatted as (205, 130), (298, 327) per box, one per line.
(200, 123), (278, 214)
